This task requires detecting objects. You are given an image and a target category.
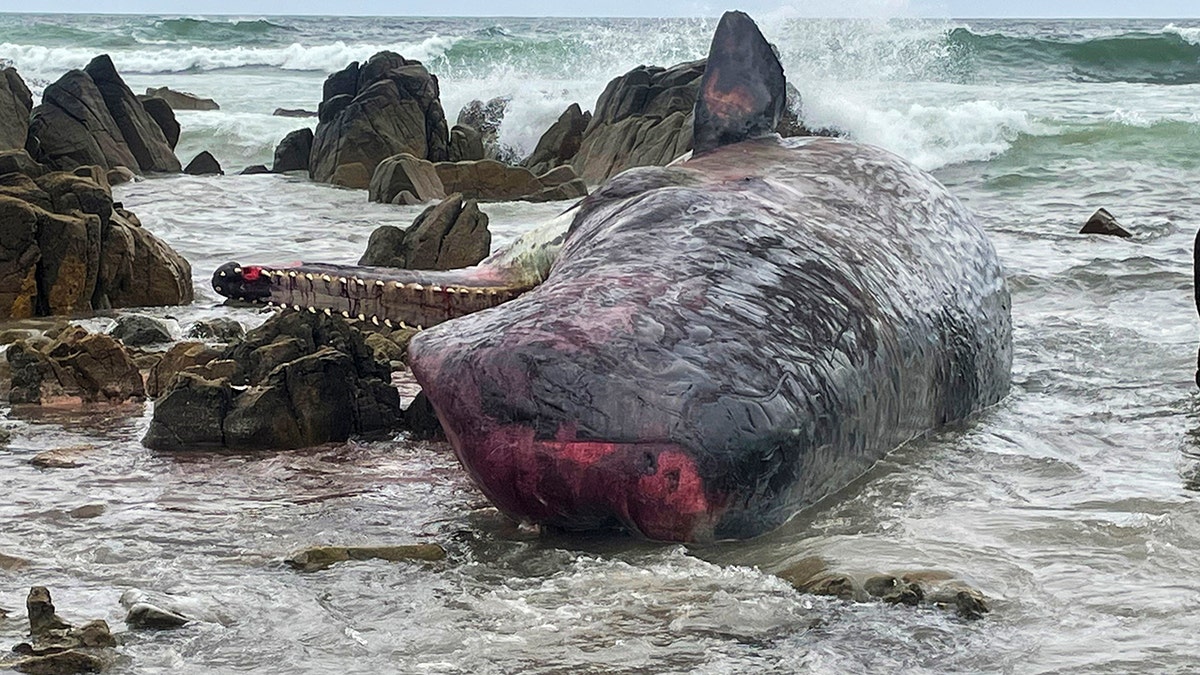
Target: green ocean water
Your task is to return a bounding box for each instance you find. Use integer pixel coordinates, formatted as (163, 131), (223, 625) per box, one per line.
(2, 12), (1200, 674)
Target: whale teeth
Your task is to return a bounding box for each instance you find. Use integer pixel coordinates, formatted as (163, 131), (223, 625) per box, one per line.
(473, 289), (484, 296)
(355, 278), (366, 286)
(233, 267), (242, 275)
(218, 271), (227, 278)
(307, 306), (316, 314)
(341, 311), (350, 318)
(288, 271), (298, 279)
(371, 316), (380, 325)
(430, 284), (443, 293)
(384, 319), (393, 328)
(324, 308), (332, 316)
(322, 274), (332, 283)
(393, 281), (403, 289)
(411, 283), (425, 292)
(398, 321), (409, 329)
(304, 273), (314, 281)
(375, 280), (384, 287)
(447, 287), (459, 295)
(416, 324), (423, 331)
(357, 313), (366, 321)
(292, 304), (301, 311)
(338, 276), (347, 284)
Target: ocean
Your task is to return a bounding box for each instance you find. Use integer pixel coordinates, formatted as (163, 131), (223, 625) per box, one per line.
(2, 12), (1200, 674)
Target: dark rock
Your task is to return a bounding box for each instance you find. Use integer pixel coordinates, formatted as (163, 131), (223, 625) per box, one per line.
(28, 69), (139, 173)
(433, 159), (538, 201)
(364, 331), (406, 363)
(184, 151), (222, 176)
(144, 312), (402, 451)
(286, 543), (446, 572)
(110, 313), (172, 347)
(0, 149), (45, 178)
(272, 127), (313, 173)
(368, 152), (445, 204)
(6, 340), (63, 404)
(359, 193), (490, 270)
(144, 86), (219, 111)
(239, 164), (270, 175)
(142, 372), (232, 449)
(146, 341), (220, 398)
(524, 103), (590, 176)
(309, 52), (450, 187)
(448, 124), (484, 162)
(524, 177), (588, 203)
(186, 317), (244, 342)
(30, 445), (95, 469)
(84, 55), (181, 173)
(67, 504), (105, 519)
(10, 649), (106, 674)
(1080, 207), (1132, 238)
(0, 67), (33, 151)
(124, 603), (189, 630)
(457, 97), (509, 161)
(105, 166), (135, 185)
(53, 331), (145, 402)
(94, 206), (194, 310)
(272, 108), (316, 118)
(403, 391), (443, 440)
(27, 587), (71, 637)
(137, 96), (179, 149)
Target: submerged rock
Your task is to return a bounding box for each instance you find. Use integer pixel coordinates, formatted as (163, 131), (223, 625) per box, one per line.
(124, 603), (189, 630)
(2, 587), (118, 675)
(272, 108), (316, 118)
(30, 445), (96, 469)
(286, 543), (446, 572)
(368, 152), (446, 204)
(144, 86), (219, 111)
(1080, 207), (1132, 238)
(272, 127), (313, 174)
(185, 317), (244, 342)
(184, 151), (223, 176)
(7, 326), (145, 404)
(110, 313), (172, 347)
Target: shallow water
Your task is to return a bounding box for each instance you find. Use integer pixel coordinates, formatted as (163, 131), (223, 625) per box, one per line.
(4, 15), (1200, 675)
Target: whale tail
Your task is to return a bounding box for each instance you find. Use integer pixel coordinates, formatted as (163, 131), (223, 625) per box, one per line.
(692, 11), (787, 155)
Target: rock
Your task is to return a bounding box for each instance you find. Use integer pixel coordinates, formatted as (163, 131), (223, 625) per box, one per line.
(124, 603), (189, 630)
(137, 96), (179, 149)
(0, 67), (33, 151)
(144, 312), (402, 451)
(110, 313), (172, 347)
(0, 426), (10, 443)
(84, 55), (181, 173)
(146, 341), (220, 398)
(272, 108), (316, 118)
(239, 164), (270, 175)
(184, 151), (222, 176)
(448, 124), (484, 162)
(0, 149), (44, 178)
(457, 97), (511, 161)
(432, 159), (537, 201)
(67, 504), (105, 519)
(572, 57), (813, 184)
(94, 206), (194, 310)
(28, 69), (139, 172)
(0, 551), (30, 570)
(524, 103), (590, 176)
(525, 176), (588, 203)
(367, 152), (445, 204)
(1080, 207), (1132, 238)
(144, 86), (219, 111)
(285, 543), (446, 572)
(403, 391), (443, 440)
(364, 332), (405, 363)
(272, 128), (312, 173)
(27, 587), (71, 637)
(359, 193), (490, 270)
(54, 332), (145, 402)
(186, 317), (244, 342)
(6, 340), (64, 403)
(10, 650), (106, 675)
(105, 166), (135, 185)
(30, 445), (95, 469)
(309, 51), (450, 186)
(141, 372), (232, 449)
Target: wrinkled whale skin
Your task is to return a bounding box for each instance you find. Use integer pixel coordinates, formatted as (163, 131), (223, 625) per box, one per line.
(408, 135), (1013, 542)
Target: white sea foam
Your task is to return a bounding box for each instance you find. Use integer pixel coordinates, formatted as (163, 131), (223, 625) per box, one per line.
(0, 36), (456, 77)
(1162, 23), (1200, 45)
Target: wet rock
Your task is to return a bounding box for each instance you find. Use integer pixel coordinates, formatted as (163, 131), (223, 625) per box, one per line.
(28, 68), (139, 173)
(524, 103), (591, 176)
(110, 313), (173, 346)
(137, 96), (179, 149)
(776, 560), (989, 619)
(1080, 207), (1132, 238)
(456, 97), (511, 162)
(184, 151), (222, 176)
(146, 341), (220, 398)
(9, 327), (145, 404)
(27, 587), (72, 636)
(142, 372), (232, 449)
(0, 67), (33, 151)
(239, 164), (270, 175)
(67, 504), (105, 519)
(95, 206), (194, 310)
(364, 332), (406, 363)
(286, 543), (446, 572)
(272, 108), (316, 118)
(124, 603), (189, 630)
(30, 445), (96, 469)
(433, 159), (587, 202)
(186, 317), (244, 342)
(368, 152), (446, 204)
(359, 193), (490, 270)
(0, 149), (44, 178)
(272, 127), (313, 173)
(0, 551), (30, 570)
(403, 391), (444, 440)
(145, 312), (402, 451)
(85, 55), (180, 173)
(0, 425), (10, 443)
(310, 51), (450, 186)
(448, 124), (484, 162)
(144, 86), (219, 111)
(105, 166), (135, 186)
(9, 650), (107, 675)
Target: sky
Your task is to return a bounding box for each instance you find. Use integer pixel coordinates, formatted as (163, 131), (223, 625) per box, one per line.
(2, 0), (1199, 17)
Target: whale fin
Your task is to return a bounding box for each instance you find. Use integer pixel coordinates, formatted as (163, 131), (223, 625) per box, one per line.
(692, 11), (787, 155)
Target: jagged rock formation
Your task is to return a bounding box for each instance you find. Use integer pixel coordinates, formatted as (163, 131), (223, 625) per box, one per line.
(309, 51), (450, 188)
(0, 67), (32, 151)
(359, 193), (490, 270)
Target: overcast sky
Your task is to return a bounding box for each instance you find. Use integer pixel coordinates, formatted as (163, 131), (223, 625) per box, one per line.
(5, 0), (1199, 18)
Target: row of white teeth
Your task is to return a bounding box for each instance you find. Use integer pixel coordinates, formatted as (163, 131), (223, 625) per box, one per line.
(264, 269), (502, 296)
(262, 302), (424, 330)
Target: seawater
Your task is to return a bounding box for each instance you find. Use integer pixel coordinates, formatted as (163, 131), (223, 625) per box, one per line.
(2, 13), (1200, 674)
